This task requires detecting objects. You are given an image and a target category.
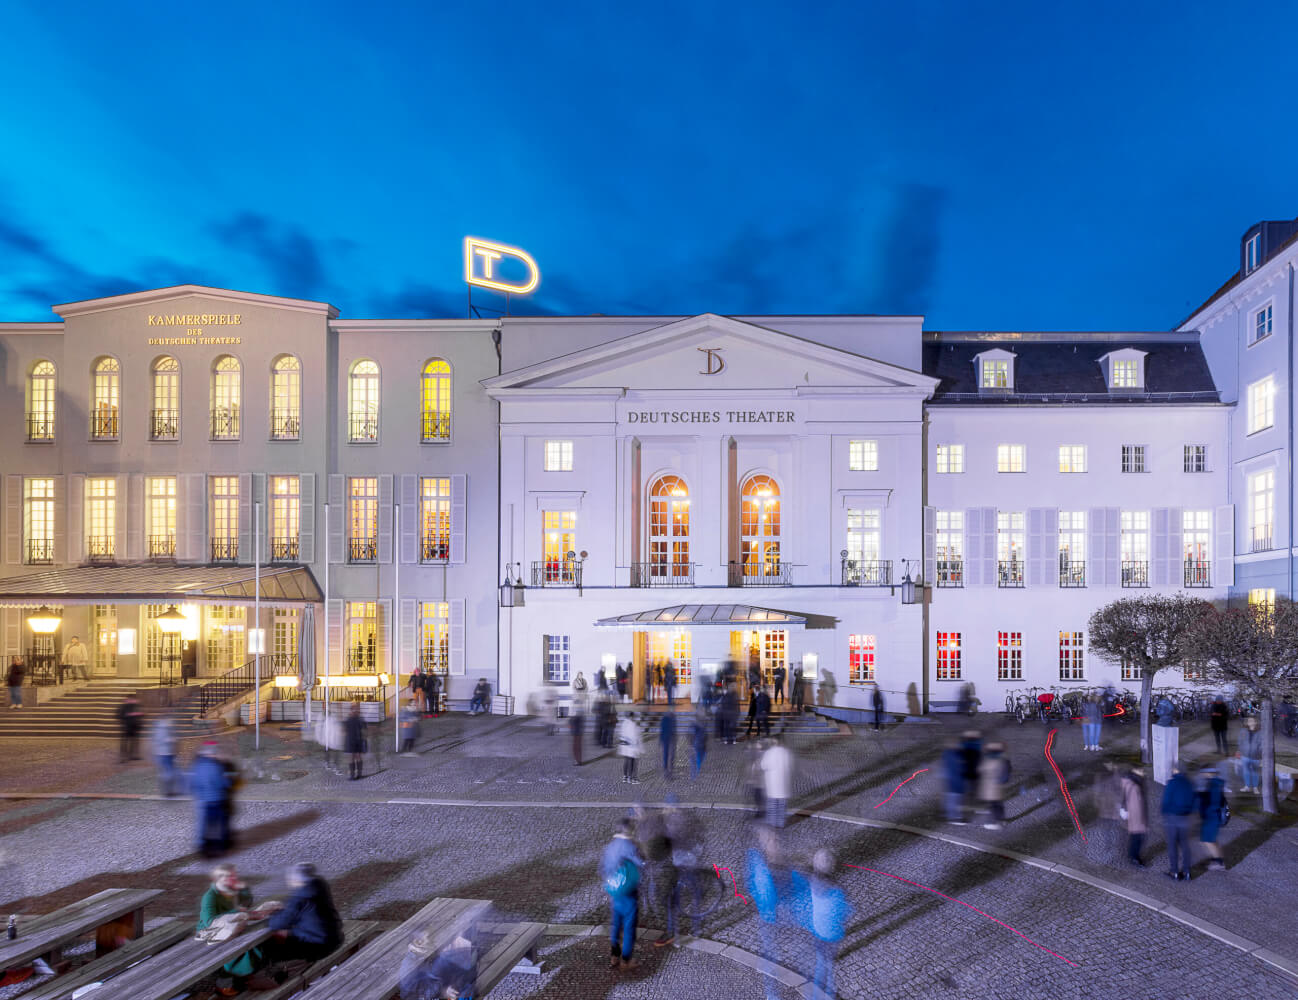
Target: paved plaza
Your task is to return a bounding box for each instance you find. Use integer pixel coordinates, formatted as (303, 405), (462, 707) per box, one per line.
(2, 710), (1296, 998)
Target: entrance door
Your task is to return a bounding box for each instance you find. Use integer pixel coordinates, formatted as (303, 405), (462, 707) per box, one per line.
(205, 605), (247, 676)
(92, 604), (118, 677)
(729, 629), (786, 700)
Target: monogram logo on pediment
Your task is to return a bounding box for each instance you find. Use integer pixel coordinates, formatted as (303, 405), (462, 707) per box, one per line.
(698, 347), (725, 375)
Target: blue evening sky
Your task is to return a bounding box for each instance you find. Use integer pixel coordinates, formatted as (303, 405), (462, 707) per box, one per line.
(1, 1), (1294, 329)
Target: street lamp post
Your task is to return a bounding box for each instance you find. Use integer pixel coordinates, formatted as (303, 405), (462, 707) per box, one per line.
(155, 605), (187, 688)
(26, 605), (62, 685)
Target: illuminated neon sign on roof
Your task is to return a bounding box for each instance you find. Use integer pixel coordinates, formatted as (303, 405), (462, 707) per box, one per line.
(464, 237), (540, 294)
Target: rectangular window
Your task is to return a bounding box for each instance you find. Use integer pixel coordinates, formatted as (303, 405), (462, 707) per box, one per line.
(1252, 304), (1273, 344)
(981, 360), (1009, 388)
(1120, 510), (1149, 587)
(146, 476), (177, 559)
(210, 476), (238, 561)
(86, 477), (115, 561)
(1121, 444), (1146, 473)
(935, 444), (964, 474)
(848, 440), (878, 472)
(1183, 445), (1207, 473)
(1059, 510), (1086, 586)
(348, 477), (378, 561)
(1245, 232), (1261, 273)
(996, 444), (1025, 473)
(1249, 469), (1275, 551)
(848, 634), (875, 684)
(1183, 509), (1211, 586)
(545, 634), (571, 683)
(1249, 588), (1276, 612)
(1248, 376), (1276, 434)
(23, 478), (55, 565)
(997, 631), (1023, 681)
(1059, 631), (1084, 681)
(270, 475), (300, 561)
(1121, 658), (1142, 682)
(1111, 360), (1139, 388)
(1058, 445), (1086, 473)
(844, 508), (883, 583)
(544, 440), (573, 472)
(345, 601), (378, 672)
(936, 510), (963, 586)
(542, 511), (577, 583)
(419, 477), (451, 561)
(936, 631), (961, 680)
(997, 511), (1024, 586)
(420, 601), (450, 675)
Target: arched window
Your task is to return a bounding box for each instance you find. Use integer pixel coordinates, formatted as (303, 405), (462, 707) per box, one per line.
(150, 356), (179, 440)
(349, 360), (380, 442)
(26, 360), (56, 441)
(741, 475), (783, 582)
(210, 355), (241, 440)
(270, 354), (301, 439)
(648, 475), (691, 583)
(421, 358), (452, 441)
(91, 357), (119, 439)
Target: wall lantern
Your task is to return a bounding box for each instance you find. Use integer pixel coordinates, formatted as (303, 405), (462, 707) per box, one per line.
(26, 605), (62, 635)
(500, 563), (525, 608)
(899, 560), (918, 605)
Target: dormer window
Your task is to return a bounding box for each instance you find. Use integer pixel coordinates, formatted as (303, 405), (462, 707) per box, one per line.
(974, 349), (1016, 392)
(1099, 349), (1146, 392)
(1111, 360), (1138, 388)
(1245, 232), (1261, 274)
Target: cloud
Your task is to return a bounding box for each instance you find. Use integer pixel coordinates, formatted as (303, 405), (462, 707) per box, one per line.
(865, 182), (945, 316)
(208, 212), (333, 300)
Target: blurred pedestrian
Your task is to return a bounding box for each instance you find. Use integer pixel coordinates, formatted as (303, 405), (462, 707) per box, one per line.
(570, 699), (585, 766)
(756, 685), (772, 738)
(960, 730), (982, 818)
(344, 703), (367, 780)
(573, 670), (589, 713)
(942, 738), (966, 824)
(625, 662), (636, 704)
(1162, 762), (1196, 880)
(399, 927), (478, 1000)
(408, 667), (425, 714)
(772, 664), (786, 706)
(1081, 694), (1103, 751)
(1196, 764), (1227, 872)
(808, 848), (851, 1000)
(601, 818), (643, 971)
(198, 863), (272, 995)
(1119, 766), (1148, 867)
(871, 683), (885, 731)
(426, 672), (442, 716)
(265, 862), (344, 968)
(615, 663), (627, 703)
(118, 694), (144, 762)
(664, 660), (676, 707)
(469, 678), (490, 715)
(663, 800), (704, 941)
(1237, 716), (1262, 793)
(761, 738), (793, 828)
(152, 715), (180, 796)
(653, 662), (665, 705)
(744, 740), (766, 817)
(399, 700), (420, 755)
(191, 742), (234, 857)
(691, 707), (708, 779)
(660, 710), (677, 780)
(1209, 696), (1229, 754)
(721, 683), (739, 745)
(618, 713), (642, 784)
(745, 825), (785, 1000)
(977, 741), (1010, 829)
(598, 690), (616, 749)
(5, 656), (22, 709)
(791, 665), (805, 712)
(745, 686), (760, 738)
(61, 635), (90, 683)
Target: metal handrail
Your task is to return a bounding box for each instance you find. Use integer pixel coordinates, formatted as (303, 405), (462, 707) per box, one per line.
(841, 559), (892, 586)
(210, 406), (240, 440)
(1059, 558), (1086, 587)
(997, 560), (1024, 588)
(349, 537), (378, 562)
(210, 536), (239, 562)
(90, 409), (118, 439)
(1251, 526), (1273, 553)
(1121, 560), (1149, 588)
(271, 537), (300, 562)
(532, 559), (581, 587)
(199, 654), (299, 715)
(150, 408), (179, 439)
(1183, 559), (1211, 588)
(729, 560), (792, 587)
(270, 410), (300, 440)
(148, 535), (176, 559)
(935, 558), (963, 587)
(25, 413), (54, 441)
(86, 536), (115, 564)
(348, 415), (379, 442)
(24, 538), (54, 565)
(421, 411), (451, 442)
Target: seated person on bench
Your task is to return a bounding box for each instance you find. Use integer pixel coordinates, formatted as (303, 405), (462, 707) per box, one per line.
(198, 863), (279, 996)
(266, 862), (344, 967)
(399, 927), (478, 1000)
(469, 679), (492, 715)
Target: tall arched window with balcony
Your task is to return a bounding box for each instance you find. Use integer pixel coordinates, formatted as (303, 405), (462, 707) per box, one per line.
(91, 357), (120, 440)
(421, 359), (452, 441)
(740, 475), (783, 584)
(150, 356), (179, 440)
(349, 360), (380, 442)
(26, 360), (56, 441)
(645, 475), (691, 585)
(270, 354), (301, 439)
(210, 355), (241, 439)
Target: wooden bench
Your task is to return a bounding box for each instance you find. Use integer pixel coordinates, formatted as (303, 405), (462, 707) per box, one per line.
(254, 919), (387, 1000)
(0, 888), (162, 969)
(474, 921), (547, 996)
(20, 919), (190, 1000)
(91, 922), (276, 1000)
(305, 896), (490, 1000)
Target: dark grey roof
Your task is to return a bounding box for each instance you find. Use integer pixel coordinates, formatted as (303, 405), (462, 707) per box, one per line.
(922, 333), (1220, 404)
(0, 564), (322, 604)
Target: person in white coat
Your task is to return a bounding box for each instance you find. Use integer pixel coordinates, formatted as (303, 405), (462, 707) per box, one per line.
(617, 714), (643, 784)
(760, 739), (794, 828)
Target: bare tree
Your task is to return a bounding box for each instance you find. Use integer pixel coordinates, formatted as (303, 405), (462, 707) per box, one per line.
(1185, 598), (1298, 815)
(1087, 595), (1212, 764)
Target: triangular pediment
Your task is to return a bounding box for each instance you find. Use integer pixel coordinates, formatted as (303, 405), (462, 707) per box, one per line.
(52, 284), (338, 320)
(485, 314), (937, 394)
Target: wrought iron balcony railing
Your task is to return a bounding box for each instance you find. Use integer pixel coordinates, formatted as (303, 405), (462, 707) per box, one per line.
(1184, 559), (1211, 588)
(147, 535), (176, 560)
(90, 409), (118, 440)
(532, 559), (580, 587)
(26, 413), (54, 442)
(271, 537), (300, 562)
(150, 408), (178, 440)
(1251, 525), (1273, 553)
(631, 561), (695, 587)
(729, 560), (792, 587)
(210, 536), (238, 563)
(86, 535), (115, 564)
(1121, 560), (1149, 588)
(422, 411), (451, 442)
(24, 538), (54, 565)
(1059, 558), (1086, 588)
(997, 559), (1024, 588)
(270, 410), (301, 440)
(349, 537), (378, 562)
(841, 559), (892, 586)
(935, 558), (963, 587)
(210, 406), (240, 440)
(422, 538), (450, 562)
(348, 415), (379, 442)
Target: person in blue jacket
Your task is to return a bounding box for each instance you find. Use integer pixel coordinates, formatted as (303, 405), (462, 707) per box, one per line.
(267, 863), (344, 964)
(745, 825), (786, 1000)
(190, 742), (235, 857)
(941, 739), (967, 824)
(1196, 764), (1227, 872)
(808, 848), (852, 1000)
(600, 818), (643, 970)
(1161, 763), (1196, 880)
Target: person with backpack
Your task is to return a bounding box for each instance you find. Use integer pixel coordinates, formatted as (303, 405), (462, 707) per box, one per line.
(1161, 762), (1196, 880)
(1197, 763), (1228, 872)
(600, 818), (643, 971)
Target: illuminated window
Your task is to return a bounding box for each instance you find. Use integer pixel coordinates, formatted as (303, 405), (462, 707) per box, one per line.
(1252, 304), (1273, 344)
(936, 511), (963, 586)
(543, 511), (577, 583)
(544, 440), (573, 472)
(270, 355), (301, 440)
(545, 633), (571, 683)
(1249, 588), (1276, 612)
(210, 476), (238, 561)
(1121, 444), (1145, 473)
(348, 477), (378, 561)
(936, 631), (961, 680)
(271, 476), (300, 561)
(348, 360), (380, 442)
(848, 634), (875, 684)
(648, 476), (690, 581)
(1110, 360), (1139, 388)
(23, 478), (54, 564)
(1120, 510), (1149, 586)
(146, 477), (177, 559)
(997, 511), (1024, 586)
(935, 444), (964, 474)
(845, 508), (882, 584)
(346, 601), (379, 672)
(421, 358), (452, 442)
(997, 631), (1023, 681)
(1248, 376), (1275, 434)
(1249, 469), (1274, 551)
(91, 357), (119, 439)
(1183, 445), (1207, 473)
(1059, 511), (1086, 585)
(848, 440), (878, 472)
(420, 601), (450, 674)
(1059, 631), (1084, 681)
(1121, 658), (1141, 682)
(981, 360), (1010, 388)
(27, 361), (56, 441)
(151, 356), (179, 440)
(1058, 445), (1086, 473)
(421, 477), (451, 561)
(741, 475), (782, 579)
(86, 477), (115, 561)
(205, 604), (247, 676)
(996, 444), (1025, 473)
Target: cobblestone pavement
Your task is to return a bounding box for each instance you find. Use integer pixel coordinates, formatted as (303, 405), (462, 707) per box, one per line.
(2, 712), (1297, 997)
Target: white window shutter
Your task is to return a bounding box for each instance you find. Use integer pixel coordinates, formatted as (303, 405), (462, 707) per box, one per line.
(450, 474), (467, 564)
(1167, 508), (1182, 585)
(1103, 507), (1120, 587)
(327, 475), (344, 564)
(183, 473), (205, 562)
(400, 598), (418, 677)
(253, 473), (267, 558)
(3, 608), (18, 658)
(1214, 504), (1234, 586)
(1027, 508), (1044, 587)
(400, 475), (419, 564)
(981, 507), (997, 586)
(963, 508), (982, 585)
(378, 474), (394, 563)
(68, 474), (84, 564)
(1151, 508), (1169, 586)
(922, 506), (936, 586)
(238, 473), (253, 563)
(326, 599), (344, 675)
(127, 474), (144, 561)
(1088, 508), (1106, 586)
(449, 598), (466, 675)
(298, 474), (316, 563)
(115, 474), (128, 562)
(4, 475), (21, 565)
(378, 598), (392, 673)
(53, 475), (66, 564)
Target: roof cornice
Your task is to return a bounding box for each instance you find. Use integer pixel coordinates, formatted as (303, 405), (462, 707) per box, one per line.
(53, 284), (340, 320)
(0, 322), (63, 334)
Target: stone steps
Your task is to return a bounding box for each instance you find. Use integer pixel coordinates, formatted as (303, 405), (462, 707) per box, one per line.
(0, 683), (218, 740)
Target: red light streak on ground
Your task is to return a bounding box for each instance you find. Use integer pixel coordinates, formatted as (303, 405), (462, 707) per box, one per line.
(844, 864), (1080, 968)
(874, 768), (930, 808)
(712, 864), (751, 905)
(1069, 702), (1126, 721)
(1044, 728), (1087, 843)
